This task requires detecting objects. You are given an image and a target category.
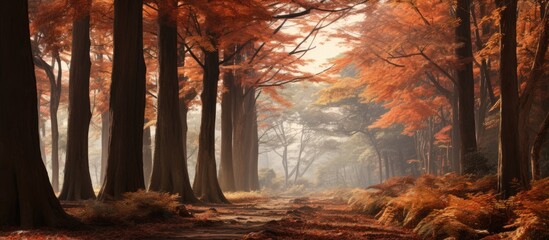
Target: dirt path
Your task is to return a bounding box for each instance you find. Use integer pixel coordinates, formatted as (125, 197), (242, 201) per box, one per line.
(165, 196), (417, 240)
(0, 196), (417, 240)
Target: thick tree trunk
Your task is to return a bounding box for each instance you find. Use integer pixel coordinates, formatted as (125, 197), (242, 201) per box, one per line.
(143, 126), (153, 187)
(150, 0), (198, 203)
(0, 0), (73, 227)
(497, 0), (529, 199)
(100, 111), (109, 185)
(59, 0), (95, 200)
(218, 49), (236, 192)
(99, 0), (146, 200)
(193, 49), (228, 203)
(455, 0), (482, 175)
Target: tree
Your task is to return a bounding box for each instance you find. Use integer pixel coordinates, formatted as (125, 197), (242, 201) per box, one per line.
(30, 0), (69, 193)
(149, 0), (198, 203)
(455, 0), (483, 175)
(497, 0), (529, 199)
(193, 41), (229, 203)
(0, 0), (72, 227)
(218, 47), (237, 192)
(519, 2), (549, 181)
(59, 0), (95, 201)
(99, 0), (146, 200)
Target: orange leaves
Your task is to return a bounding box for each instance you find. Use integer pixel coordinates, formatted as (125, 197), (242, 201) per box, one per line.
(323, 0), (461, 136)
(434, 125), (452, 145)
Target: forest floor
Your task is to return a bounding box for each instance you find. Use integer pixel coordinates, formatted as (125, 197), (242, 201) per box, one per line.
(0, 195), (417, 240)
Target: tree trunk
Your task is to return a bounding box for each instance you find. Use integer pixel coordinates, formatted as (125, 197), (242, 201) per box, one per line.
(100, 111), (109, 185)
(99, 0), (146, 200)
(175, 48), (197, 190)
(0, 0), (73, 227)
(451, 89), (461, 173)
(472, 1), (494, 143)
(249, 106), (260, 190)
(497, 0), (529, 199)
(455, 0), (481, 175)
(218, 48), (236, 192)
(383, 151), (390, 180)
(143, 126), (153, 187)
(50, 53), (63, 193)
(193, 49), (228, 203)
(282, 145), (289, 187)
(427, 119), (436, 175)
(232, 84), (251, 191)
(531, 111), (549, 180)
(59, 0), (95, 200)
(150, 0), (198, 203)
(519, 2), (548, 181)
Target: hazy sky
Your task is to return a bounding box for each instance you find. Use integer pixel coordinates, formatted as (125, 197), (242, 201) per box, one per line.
(282, 15), (356, 74)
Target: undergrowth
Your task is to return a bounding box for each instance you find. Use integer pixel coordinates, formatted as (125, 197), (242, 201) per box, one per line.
(341, 174), (549, 239)
(78, 190), (189, 225)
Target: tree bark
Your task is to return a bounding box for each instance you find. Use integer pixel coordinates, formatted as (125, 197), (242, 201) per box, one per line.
(0, 0), (73, 227)
(150, 0), (198, 203)
(59, 0), (95, 200)
(455, 0), (481, 175)
(497, 0), (529, 199)
(218, 48), (236, 192)
(99, 0), (146, 200)
(193, 49), (229, 203)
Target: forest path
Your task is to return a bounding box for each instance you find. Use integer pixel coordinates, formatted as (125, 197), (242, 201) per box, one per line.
(165, 195), (418, 240)
(0, 196), (417, 239)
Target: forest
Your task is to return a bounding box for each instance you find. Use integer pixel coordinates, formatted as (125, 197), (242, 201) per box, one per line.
(0, 0), (548, 239)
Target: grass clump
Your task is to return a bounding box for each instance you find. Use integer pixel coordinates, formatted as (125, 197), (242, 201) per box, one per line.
(349, 176), (416, 216)
(317, 188), (366, 204)
(79, 190), (188, 225)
